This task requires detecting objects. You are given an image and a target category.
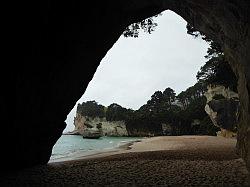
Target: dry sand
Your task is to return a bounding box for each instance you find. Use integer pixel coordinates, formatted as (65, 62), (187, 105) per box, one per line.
(1, 136), (249, 186)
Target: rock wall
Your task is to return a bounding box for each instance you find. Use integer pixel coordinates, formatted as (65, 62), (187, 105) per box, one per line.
(204, 85), (239, 137)
(73, 113), (128, 136)
(10, 0), (250, 170)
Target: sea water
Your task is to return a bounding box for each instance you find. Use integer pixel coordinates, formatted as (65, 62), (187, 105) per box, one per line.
(49, 135), (141, 162)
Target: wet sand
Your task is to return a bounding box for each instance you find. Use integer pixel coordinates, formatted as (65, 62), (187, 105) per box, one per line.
(1, 136), (249, 186)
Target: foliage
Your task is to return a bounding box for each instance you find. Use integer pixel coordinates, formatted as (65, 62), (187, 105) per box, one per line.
(186, 23), (211, 42)
(75, 22), (238, 137)
(77, 84), (218, 136)
(187, 23), (238, 92)
(123, 14), (161, 38)
(96, 123), (102, 129)
(196, 54), (237, 91)
(77, 101), (105, 118)
(106, 103), (131, 121)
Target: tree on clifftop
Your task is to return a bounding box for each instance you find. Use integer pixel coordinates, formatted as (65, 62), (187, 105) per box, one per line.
(77, 101), (105, 118)
(163, 87), (176, 106)
(196, 56), (237, 91)
(106, 103), (131, 122)
(187, 23), (238, 92)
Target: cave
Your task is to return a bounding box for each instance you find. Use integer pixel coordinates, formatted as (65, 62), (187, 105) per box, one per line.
(11, 0), (250, 171)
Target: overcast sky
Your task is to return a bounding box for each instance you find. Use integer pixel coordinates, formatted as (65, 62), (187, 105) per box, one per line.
(64, 10), (209, 132)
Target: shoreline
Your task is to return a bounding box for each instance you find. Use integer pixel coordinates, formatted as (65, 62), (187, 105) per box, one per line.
(49, 135), (235, 165)
(2, 135), (249, 186)
(49, 137), (143, 163)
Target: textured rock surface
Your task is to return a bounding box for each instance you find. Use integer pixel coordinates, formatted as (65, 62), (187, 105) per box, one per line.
(207, 99), (239, 130)
(205, 86), (239, 102)
(204, 85), (240, 136)
(81, 128), (102, 139)
(73, 113), (128, 136)
(10, 0), (250, 170)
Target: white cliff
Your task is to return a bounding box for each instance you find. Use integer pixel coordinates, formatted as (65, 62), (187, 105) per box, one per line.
(204, 85), (239, 138)
(73, 113), (128, 136)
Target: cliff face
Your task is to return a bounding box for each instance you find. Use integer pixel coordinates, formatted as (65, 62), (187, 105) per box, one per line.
(204, 85), (240, 137)
(10, 0), (250, 170)
(74, 113), (128, 137)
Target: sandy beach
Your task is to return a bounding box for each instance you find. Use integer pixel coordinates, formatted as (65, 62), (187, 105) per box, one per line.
(1, 136), (249, 186)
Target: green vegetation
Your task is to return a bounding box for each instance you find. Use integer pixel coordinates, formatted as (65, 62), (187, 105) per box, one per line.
(123, 14), (161, 38)
(77, 83), (218, 136)
(77, 101), (105, 118)
(187, 23), (238, 91)
(106, 103), (132, 121)
(77, 22), (237, 137)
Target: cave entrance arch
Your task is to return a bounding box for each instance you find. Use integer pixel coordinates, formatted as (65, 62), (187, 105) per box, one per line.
(13, 0), (249, 171)
(53, 10), (236, 164)
(64, 10), (210, 134)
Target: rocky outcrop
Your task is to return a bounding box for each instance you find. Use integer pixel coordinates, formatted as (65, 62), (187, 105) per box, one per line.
(73, 113), (128, 137)
(82, 129), (102, 139)
(204, 85), (239, 138)
(10, 0), (250, 170)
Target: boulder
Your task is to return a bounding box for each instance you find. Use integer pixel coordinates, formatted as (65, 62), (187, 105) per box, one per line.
(204, 85), (239, 137)
(82, 129), (102, 139)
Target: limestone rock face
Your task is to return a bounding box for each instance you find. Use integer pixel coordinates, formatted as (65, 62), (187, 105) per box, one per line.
(10, 0), (250, 170)
(204, 86), (239, 102)
(73, 113), (128, 137)
(204, 86), (239, 137)
(207, 99), (239, 130)
(82, 129), (102, 139)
